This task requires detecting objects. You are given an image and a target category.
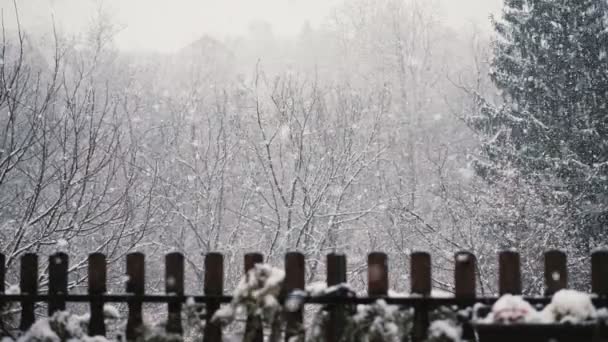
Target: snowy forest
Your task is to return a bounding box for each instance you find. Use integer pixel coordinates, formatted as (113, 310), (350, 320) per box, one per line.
(0, 0), (607, 340)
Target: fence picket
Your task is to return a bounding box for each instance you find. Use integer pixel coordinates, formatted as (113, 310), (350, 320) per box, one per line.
(544, 250), (567, 295)
(411, 252), (431, 342)
(48, 253), (68, 315)
(203, 252), (223, 342)
(455, 251), (476, 340)
(284, 252), (305, 342)
(165, 252), (184, 335)
(244, 253), (264, 342)
(455, 251), (476, 298)
(0, 254), (5, 294)
(326, 253), (347, 342)
(368, 252), (388, 296)
(19, 253), (38, 331)
(126, 252), (145, 341)
(88, 253), (107, 337)
(499, 250), (521, 295)
(592, 249), (608, 296)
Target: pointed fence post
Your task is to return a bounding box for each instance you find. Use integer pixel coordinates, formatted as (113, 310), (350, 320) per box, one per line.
(19, 253), (38, 331)
(48, 253), (68, 315)
(126, 252), (145, 341)
(166, 252), (184, 335)
(284, 252), (305, 342)
(411, 252), (431, 342)
(88, 253), (107, 337)
(203, 253), (223, 342)
(243, 253), (264, 342)
(544, 250), (567, 295)
(326, 253), (348, 342)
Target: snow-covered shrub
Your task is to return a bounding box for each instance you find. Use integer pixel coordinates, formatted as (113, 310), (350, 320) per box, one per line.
(425, 306), (465, 342)
(348, 299), (413, 342)
(540, 290), (596, 324)
(482, 294), (537, 323)
(479, 290), (597, 325)
(12, 311), (100, 342)
(212, 264), (285, 341)
(427, 319), (462, 342)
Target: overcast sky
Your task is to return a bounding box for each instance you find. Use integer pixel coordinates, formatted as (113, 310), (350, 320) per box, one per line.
(0, 0), (503, 52)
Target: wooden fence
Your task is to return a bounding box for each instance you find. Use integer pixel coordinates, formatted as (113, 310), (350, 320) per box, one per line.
(1, 250), (608, 341)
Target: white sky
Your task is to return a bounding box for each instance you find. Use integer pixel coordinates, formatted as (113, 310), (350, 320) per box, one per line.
(0, 0), (502, 52)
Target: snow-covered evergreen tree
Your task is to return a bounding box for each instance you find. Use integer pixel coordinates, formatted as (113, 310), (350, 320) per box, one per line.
(472, 0), (608, 260)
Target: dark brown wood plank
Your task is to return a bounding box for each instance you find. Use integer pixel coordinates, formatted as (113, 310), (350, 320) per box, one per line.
(243, 253), (264, 342)
(126, 252), (145, 341)
(203, 252), (223, 342)
(499, 250), (521, 295)
(0, 253), (5, 294)
(368, 252), (388, 296)
(326, 253), (347, 342)
(165, 252), (184, 335)
(19, 253), (38, 331)
(48, 252), (68, 315)
(592, 249), (608, 296)
(454, 251), (476, 340)
(544, 250), (567, 295)
(88, 253), (107, 337)
(284, 252), (305, 342)
(454, 251), (476, 298)
(411, 252), (431, 342)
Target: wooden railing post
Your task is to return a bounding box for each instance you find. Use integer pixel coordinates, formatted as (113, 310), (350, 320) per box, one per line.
(326, 253), (347, 342)
(48, 252), (68, 315)
(244, 253), (264, 342)
(544, 250), (567, 295)
(411, 252), (431, 342)
(126, 252), (145, 341)
(499, 250), (521, 295)
(19, 253), (38, 331)
(88, 253), (107, 337)
(166, 252), (184, 335)
(203, 252), (223, 342)
(284, 252), (305, 342)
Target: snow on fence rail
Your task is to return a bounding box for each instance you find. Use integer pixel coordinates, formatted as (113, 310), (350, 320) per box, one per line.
(0, 250), (608, 341)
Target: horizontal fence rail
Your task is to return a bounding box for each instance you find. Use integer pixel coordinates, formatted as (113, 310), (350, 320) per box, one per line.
(0, 250), (607, 341)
